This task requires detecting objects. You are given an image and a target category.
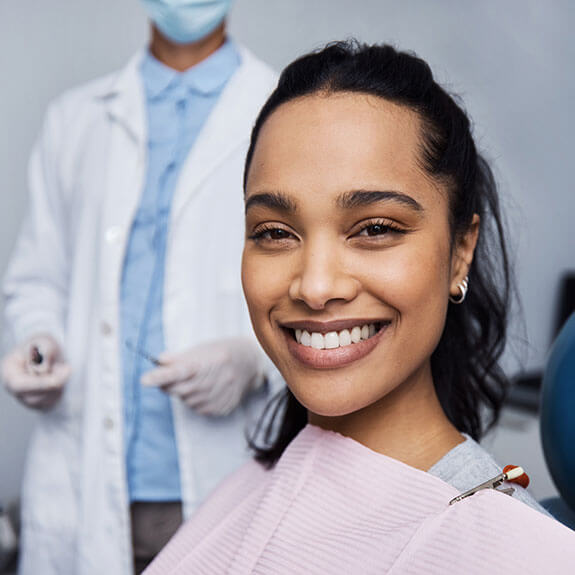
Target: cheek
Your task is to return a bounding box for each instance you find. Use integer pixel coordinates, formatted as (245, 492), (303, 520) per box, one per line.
(362, 239), (451, 341)
(241, 251), (291, 334)
(241, 253), (265, 324)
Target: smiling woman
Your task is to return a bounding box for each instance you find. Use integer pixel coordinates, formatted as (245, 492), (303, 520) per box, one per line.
(242, 92), (476, 461)
(241, 46), (504, 462)
(145, 42), (575, 574)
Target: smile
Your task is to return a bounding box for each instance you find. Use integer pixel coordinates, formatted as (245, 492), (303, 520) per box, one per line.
(294, 323), (381, 349)
(281, 319), (391, 369)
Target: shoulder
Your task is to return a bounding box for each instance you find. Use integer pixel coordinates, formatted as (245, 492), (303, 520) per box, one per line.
(392, 487), (575, 573)
(45, 75), (111, 128)
(43, 53), (142, 131)
(429, 435), (549, 515)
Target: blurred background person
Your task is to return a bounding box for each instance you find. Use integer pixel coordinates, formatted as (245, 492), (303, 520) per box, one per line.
(0, 1), (278, 573)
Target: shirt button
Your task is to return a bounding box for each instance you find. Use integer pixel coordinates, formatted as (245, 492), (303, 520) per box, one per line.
(105, 226), (122, 244)
(103, 416), (114, 430)
(101, 321), (112, 336)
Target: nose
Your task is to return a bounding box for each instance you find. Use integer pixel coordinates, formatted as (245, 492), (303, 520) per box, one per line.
(288, 241), (359, 310)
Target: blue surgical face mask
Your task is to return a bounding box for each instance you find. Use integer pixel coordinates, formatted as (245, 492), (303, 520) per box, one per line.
(140, 0), (233, 45)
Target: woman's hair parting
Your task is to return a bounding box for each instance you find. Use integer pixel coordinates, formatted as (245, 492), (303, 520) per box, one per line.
(245, 41), (513, 467)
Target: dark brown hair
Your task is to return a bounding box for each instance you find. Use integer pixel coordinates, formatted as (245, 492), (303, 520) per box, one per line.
(245, 41), (512, 466)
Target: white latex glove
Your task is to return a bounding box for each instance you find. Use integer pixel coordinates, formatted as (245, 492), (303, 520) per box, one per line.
(141, 337), (265, 417)
(1, 334), (71, 410)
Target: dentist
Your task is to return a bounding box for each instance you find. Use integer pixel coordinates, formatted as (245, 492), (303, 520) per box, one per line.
(1, 1), (278, 574)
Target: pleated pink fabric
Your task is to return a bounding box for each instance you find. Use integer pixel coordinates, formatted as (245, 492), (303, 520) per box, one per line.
(145, 425), (575, 574)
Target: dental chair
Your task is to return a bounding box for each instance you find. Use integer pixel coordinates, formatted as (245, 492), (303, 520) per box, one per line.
(540, 312), (575, 529)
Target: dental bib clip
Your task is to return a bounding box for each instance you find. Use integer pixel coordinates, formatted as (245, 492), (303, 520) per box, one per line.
(449, 465), (530, 506)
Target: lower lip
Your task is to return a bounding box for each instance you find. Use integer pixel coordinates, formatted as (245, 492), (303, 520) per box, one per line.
(284, 325), (389, 369)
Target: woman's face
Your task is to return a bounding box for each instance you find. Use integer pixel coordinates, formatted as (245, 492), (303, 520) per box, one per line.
(242, 93), (476, 419)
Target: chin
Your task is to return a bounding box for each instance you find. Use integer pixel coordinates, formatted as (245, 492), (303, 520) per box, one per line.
(288, 377), (375, 419)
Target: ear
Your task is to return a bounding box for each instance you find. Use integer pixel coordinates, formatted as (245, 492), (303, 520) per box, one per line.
(450, 214), (480, 297)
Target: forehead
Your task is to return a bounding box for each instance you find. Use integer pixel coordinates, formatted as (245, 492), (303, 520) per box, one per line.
(246, 93), (440, 205)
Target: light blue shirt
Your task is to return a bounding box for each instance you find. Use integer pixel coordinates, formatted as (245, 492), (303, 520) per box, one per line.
(120, 41), (241, 502)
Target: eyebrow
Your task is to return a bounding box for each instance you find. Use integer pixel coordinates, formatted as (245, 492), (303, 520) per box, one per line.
(337, 190), (424, 213)
(245, 191), (297, 214)
(244, 188), (424, 215)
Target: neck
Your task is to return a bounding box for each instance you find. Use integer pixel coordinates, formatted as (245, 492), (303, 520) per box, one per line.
(309, 365), (464, 471)
(149, 22), (226, 72)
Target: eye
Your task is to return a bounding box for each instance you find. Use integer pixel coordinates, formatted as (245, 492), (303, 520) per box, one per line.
(262, 228), (292, 240)
(359, 223), (391, 236)
(354, 219), (407, 238)
(248, 224), (297, 246)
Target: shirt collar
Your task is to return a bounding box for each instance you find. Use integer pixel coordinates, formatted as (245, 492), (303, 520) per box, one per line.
(141, 39), (240, 100)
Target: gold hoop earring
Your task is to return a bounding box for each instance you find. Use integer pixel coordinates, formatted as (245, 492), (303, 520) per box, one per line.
(449, 275), (469, 304)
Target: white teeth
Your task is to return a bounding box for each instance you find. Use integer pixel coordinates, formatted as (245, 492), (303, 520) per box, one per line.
(339, 329), (351, 346)
(310, 332), (325, 349)
(296, 323), (380, 350)
(324, 332), (339, 349)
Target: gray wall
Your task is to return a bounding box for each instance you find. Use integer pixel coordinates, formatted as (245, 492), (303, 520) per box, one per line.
(1, 0), (573, 503)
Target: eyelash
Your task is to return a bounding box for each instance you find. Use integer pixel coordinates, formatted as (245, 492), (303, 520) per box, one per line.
(248, 224), (294, 243)
(248, 219), (407, 244)
(355, 219), (407, 238)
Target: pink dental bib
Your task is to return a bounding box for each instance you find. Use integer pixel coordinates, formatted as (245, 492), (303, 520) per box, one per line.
(146, 425), (575, 574)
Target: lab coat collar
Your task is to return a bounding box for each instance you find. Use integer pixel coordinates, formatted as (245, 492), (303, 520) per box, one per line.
(172, 45), (271, 217)
(95, 50), (147, 144)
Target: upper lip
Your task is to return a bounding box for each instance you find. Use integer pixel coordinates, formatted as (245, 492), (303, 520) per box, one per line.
(279, 318), (391, 334)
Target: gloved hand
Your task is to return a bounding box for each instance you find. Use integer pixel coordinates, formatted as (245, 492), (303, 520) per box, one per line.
(1, 334), (71, 410)
(141, 337), (265, 417)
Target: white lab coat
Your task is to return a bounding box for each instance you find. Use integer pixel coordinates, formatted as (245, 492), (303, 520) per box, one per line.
(3, 45), (279, 575)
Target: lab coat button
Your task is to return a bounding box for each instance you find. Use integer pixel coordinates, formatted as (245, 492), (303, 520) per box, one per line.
(105, 226), (122, 244)
(101, 321), (112, 336)
(103, 417), (114, 430)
